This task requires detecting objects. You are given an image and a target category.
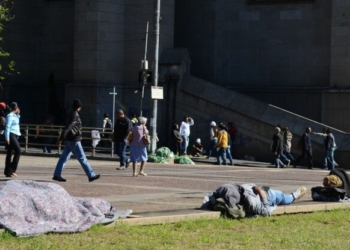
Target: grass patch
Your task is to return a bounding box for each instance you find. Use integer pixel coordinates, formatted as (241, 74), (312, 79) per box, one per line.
(1, 210), (350, 249)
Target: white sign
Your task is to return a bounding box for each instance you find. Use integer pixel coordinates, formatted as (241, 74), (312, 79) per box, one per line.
(151, 86), (164, 99)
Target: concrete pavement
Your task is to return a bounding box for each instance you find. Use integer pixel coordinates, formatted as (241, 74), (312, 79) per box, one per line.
(0, 153), (349, 226)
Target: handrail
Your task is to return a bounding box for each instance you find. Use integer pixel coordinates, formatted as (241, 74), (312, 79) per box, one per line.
(18, 124), (115, 158)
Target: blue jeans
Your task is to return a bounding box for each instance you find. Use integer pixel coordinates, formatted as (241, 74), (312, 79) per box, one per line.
(114, 141), (129, 167)
(54, 140), (96, 178)
(217, 147), (227, 165)
(323, 150), (335, 170)
(181, 135), (189, 154)
(267, 189), (294, 206)
(275, 153), (285, 168)
(207, 138), (218, 157)
(226, 146), (234, 165)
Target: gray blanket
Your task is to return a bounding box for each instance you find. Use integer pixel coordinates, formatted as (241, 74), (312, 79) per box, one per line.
(0, 180), (132, 237)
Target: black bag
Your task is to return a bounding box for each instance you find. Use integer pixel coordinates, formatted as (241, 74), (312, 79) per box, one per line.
(105, 119), (112, 129)
(311, 186), (346, 202)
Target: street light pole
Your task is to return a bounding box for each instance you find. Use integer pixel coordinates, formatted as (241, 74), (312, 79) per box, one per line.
(150, 0), (161, 154)
(109, 86), (117, 157)
(140, 21), (149, 117)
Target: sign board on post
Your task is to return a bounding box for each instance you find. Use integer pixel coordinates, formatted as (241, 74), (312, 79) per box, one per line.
(151, 86), (164, 99)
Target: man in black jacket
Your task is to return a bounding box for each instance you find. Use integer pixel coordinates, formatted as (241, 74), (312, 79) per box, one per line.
(294, 127), (314, 169)
(113, 109), (132, 170)
(271, 127), (287, 168)
(52, 99), (100, 182)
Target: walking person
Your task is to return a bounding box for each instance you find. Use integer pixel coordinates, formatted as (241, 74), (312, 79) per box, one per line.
(129, 117), (149, 177)
(215, 123), (228, 165)
(206, 121), (218, 159)
(4, 102), (21, 177)
(294, 127), (314, 170)
(52, 99), (100, 182)
(179, 116), (194, 155)
(112, 109), (132, 170)
(172, 123), (182, 155)
(271, 127), (286, 168)
(283, 127), (295, 164)
(313, 127), (337, 170)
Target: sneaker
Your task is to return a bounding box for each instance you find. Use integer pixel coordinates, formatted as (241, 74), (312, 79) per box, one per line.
(116, 166), (126, 170)
(291, 187), (307, 200)
(89, 174), (101, 182)
(286, 160), (291, 167)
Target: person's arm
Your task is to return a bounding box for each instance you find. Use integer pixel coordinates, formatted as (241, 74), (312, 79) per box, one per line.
(188, 117), (194, 126)
(102, 119), (107, 135)
(312, 132), (326, 137)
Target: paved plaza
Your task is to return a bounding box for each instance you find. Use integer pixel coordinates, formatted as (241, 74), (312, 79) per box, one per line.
(1, 153), (347, 224)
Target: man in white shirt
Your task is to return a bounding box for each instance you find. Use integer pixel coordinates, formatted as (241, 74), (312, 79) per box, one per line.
(179, 116), (194, 155)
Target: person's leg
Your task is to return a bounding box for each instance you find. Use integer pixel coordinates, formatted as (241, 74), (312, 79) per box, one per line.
(53, 142), (73, 178)
(207, 138), (217, 158)
(279, 151), (289, 163)
(322, 151), (329, 169)
(4, 135), (14, 176)
(9, 134), (21, 174)
(139, 161), (147, 176)
(119, 141), (127, 167)
(132, 162), (137, 176)
(70, 141), (97, 178)
(270, 190), (294, 205)
(183, 135), (189, 154)
(181, 135), (186, 154)
(327, 150), (335, 170)
(307, 148), (313, 168)
(226, 147), (234, 165)
(221, 148), (227, 165)
(216, 148), (222, 165)
(284, 151), (295, 162)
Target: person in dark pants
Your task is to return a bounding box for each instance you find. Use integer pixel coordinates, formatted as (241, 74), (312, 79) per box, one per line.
(112, 109), (132, 170)
(172, 123), (182, 155)
(4, 102), (21, 178)
(294, 127), (314, 170)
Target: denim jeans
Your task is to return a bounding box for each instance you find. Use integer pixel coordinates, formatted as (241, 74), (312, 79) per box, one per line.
(323, 150), (334, 170)
(207, 138), (218, 157)
(267, 189), (294, 206)
(275, 153), (285, 168)
(114, 141), (129, 166)
(283, 151), (295, 163)
(217, 147), (227, 165)
(54, 140), (96, 178)
(181, 135), (189, 154)
(226, 146), (234, 165)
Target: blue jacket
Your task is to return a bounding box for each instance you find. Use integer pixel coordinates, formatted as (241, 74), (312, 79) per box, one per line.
(5, 112), (21, 140)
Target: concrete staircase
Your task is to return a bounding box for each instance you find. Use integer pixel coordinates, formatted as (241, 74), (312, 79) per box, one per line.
(174, 75), (350, 167)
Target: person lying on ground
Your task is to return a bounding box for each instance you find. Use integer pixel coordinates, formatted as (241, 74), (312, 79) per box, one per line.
(202, 183), (307, 218)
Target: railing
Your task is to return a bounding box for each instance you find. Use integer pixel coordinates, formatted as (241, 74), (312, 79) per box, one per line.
(19, 124), (114, 157)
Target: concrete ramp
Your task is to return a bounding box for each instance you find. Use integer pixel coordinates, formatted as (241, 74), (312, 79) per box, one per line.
(176, 75), (350, 167)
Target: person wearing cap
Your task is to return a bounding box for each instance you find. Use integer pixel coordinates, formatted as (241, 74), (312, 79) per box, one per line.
(52, 99), (100, 182)
(215, 123), (229, 165)
(190, 138), (204, 157)
(206, 121), (218, 159)
(4, 102), (21, 177)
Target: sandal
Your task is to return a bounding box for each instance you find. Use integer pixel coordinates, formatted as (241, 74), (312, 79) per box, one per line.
(139, 172), (147, 176)
(132, 173), (138, 177)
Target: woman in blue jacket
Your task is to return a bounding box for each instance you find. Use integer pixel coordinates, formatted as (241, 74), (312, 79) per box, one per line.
(4, 102), (21, 177)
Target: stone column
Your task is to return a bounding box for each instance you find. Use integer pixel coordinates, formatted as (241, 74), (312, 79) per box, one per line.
(330, 0), (350, 87)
